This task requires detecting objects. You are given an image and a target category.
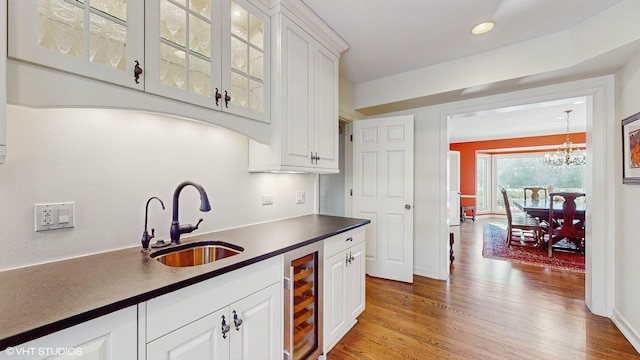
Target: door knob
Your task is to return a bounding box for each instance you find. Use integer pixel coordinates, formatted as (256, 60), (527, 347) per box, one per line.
(405, 204), (411, 210)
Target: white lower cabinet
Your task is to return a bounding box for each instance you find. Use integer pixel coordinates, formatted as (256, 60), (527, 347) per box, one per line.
(144, 255), (283, 360)
(147, 283), (280, 360)
(0, 306), (137, 360)
(323, 228), (366, 354)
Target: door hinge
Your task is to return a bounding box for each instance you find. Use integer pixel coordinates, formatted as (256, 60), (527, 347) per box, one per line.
(350, 134), (353, 142)
(350, 189), (353, 196)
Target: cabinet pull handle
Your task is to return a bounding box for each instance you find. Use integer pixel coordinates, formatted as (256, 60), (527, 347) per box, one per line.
(221, 315), (231, 339)
(224, 91), (231, 108)
(345, 237), (353, 242)
(233, 310), (243, 330)
(215, 88), (222, 106)
(134, 60), (143, 84)
(310, 152), (314, 164)
(345, 252), (350, 266)
(310, 152), (320, 164)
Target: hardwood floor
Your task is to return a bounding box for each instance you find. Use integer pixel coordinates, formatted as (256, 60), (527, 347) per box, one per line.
(326, 218), (639, 359)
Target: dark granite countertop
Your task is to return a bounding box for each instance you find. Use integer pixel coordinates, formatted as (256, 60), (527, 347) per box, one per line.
(0, 214), (369, 350)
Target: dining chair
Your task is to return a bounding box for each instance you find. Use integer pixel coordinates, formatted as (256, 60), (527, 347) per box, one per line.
(524, 187), (547, 202)
(545, 192), (586, 257)
(500, 188), (541, 247)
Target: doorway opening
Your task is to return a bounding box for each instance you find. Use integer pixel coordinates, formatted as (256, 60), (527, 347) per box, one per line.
(319, 121), (347, 216)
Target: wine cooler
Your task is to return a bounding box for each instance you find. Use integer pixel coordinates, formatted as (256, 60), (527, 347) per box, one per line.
(284, 242), (323, 360)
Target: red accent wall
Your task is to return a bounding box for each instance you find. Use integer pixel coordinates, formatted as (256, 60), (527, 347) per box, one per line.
(450, 133), (586, 210)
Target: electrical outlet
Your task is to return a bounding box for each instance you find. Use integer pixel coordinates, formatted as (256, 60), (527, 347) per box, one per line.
(35, 202), (75, 232)
(41, 208), (54, 226)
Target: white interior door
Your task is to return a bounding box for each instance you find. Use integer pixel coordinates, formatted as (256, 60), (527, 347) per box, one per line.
(352, 116), (414, 283)
(448, 151), (461, 225)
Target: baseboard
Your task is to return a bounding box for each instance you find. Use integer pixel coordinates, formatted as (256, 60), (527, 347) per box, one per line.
(611, 308), (640, 354)
(413, 266), (448, 280)
(323, 319), (358, 354)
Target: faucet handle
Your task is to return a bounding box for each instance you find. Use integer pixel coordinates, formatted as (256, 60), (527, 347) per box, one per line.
(150, 228), (156, 240)
(194, 218), (204, 230)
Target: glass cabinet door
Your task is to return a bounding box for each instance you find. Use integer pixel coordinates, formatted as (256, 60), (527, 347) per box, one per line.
(145, 0), (221, 108)
(9, 0), (145, 89)
(222, 0), (269, 123)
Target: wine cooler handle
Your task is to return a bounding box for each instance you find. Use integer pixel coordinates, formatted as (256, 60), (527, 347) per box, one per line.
(221, 315), (231, 339)
(233, 310), (243, 330)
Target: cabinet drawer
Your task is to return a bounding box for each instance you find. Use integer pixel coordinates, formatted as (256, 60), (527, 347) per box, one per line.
(324, 228), (365, 258)
(145, 255), (282, 342)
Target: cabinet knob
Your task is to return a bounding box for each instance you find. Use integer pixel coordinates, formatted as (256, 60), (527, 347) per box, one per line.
(221, 315), (231, 339)
(405, 204), (412, 210)
(215, 88), (222, 106)
(233, 310), (243, 330)
(134, 60), (143, 84)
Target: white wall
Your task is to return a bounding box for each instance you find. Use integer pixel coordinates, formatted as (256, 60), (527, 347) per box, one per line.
(319, 127), (345, 216)
(613, 51), (640, 352)
(0, 106), (317, 270)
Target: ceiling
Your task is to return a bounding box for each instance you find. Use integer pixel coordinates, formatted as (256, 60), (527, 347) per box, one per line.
(301, 0), (627, 141)
(302, 0), (623, 85)
(447, 96), (587, 143)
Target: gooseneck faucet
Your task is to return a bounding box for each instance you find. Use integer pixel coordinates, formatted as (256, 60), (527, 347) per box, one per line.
(141, 197), (165, 253)
(170, 181), (211, 244)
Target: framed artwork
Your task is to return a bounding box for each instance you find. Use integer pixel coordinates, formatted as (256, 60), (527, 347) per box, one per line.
(622, 111), (640, 184)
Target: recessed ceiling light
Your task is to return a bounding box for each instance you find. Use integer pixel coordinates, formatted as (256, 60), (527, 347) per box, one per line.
(471, 21), (495, 35)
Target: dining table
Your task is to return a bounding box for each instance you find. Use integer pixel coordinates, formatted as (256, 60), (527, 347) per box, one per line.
(511, 198), (586, 222)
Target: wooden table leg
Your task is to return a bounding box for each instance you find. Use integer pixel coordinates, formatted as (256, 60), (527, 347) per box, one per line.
(449, 232), (455, 264)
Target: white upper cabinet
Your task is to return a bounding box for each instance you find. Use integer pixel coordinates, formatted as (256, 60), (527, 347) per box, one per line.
(8, 0), (269, 123)
(144, 0), (269, 122)
(223, 0), (270, 122)
(248, 2), (347, 174)
(8, 0), (145, 90)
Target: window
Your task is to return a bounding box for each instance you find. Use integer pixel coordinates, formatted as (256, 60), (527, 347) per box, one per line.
(477, 152), (585, 213)
(476, 154), (490, 212)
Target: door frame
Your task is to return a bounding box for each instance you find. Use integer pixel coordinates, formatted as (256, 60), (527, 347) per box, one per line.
(441, 76), (615, 317)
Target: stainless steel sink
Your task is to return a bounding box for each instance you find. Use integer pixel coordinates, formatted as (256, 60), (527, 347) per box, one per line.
(150, 241), (244, 267)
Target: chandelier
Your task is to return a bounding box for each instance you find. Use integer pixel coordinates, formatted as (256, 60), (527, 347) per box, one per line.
(543, 110), (586, 166)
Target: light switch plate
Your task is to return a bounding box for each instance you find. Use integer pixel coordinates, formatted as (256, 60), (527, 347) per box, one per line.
(296, 191), (305, 204)
(35, 202), (75, 232)
(262, 195), (274, 206)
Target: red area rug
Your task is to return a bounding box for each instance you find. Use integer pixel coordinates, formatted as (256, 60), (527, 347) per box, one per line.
(482, 223), (585, 273)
